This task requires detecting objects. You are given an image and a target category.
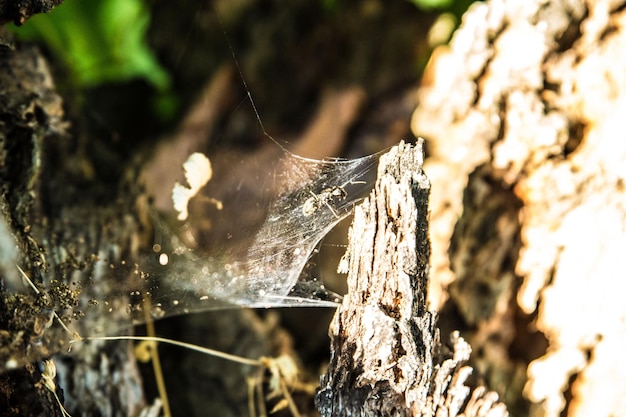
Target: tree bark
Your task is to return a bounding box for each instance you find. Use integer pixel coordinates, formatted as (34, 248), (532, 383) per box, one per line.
(412, 0), (626, 416)
(316, 140), (508, 417)
(0, 27), (152, 416)
(0, 0), (63, 26)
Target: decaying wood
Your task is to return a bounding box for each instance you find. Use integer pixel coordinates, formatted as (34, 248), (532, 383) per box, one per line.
(412, 0), (626, 416)
(0, 28), (152, 416)
(0, 0), (63, 26)
(316, 140), (508, 417)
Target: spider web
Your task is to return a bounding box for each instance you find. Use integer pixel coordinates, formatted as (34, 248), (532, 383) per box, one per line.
(78, 44), (385, 325)
(60, 20), (384, 334)
(0, 4), (393, 376)
(81, 142), (382, 329)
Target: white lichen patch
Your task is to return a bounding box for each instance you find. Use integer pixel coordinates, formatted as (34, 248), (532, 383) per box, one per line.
(172, 152), (213, 221)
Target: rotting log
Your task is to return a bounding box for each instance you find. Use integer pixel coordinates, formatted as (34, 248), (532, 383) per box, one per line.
(0, 26), (151, 416)
(316, 140), (509, 417)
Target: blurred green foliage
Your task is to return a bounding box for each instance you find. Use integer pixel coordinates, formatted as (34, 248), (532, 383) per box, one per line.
(410, 0), (479, 19)
(13, 0), (169, 91)
(409, 0), (455, 9)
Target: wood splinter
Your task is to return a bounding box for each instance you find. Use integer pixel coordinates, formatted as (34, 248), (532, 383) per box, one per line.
(316, 139), (509, 417)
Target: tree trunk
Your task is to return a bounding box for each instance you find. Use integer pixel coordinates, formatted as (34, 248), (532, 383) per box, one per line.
(0, 27), (152, 416)
(412, 0), (626, 416)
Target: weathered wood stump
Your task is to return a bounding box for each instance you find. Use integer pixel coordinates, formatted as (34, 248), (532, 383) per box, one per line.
(316, 140), (508, 417)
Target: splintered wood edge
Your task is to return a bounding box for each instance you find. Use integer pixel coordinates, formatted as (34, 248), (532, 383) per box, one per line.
(316, 139), (509, 417)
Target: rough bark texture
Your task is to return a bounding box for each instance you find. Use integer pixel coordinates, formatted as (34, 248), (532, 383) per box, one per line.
(316, 141), (508, 417)
(412, 0), (626, 416)
(0, 0), (63, 26)
(0, 27), (150, 416)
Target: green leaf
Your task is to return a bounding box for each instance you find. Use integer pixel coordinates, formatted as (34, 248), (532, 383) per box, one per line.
(13, 0), (170, 91)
